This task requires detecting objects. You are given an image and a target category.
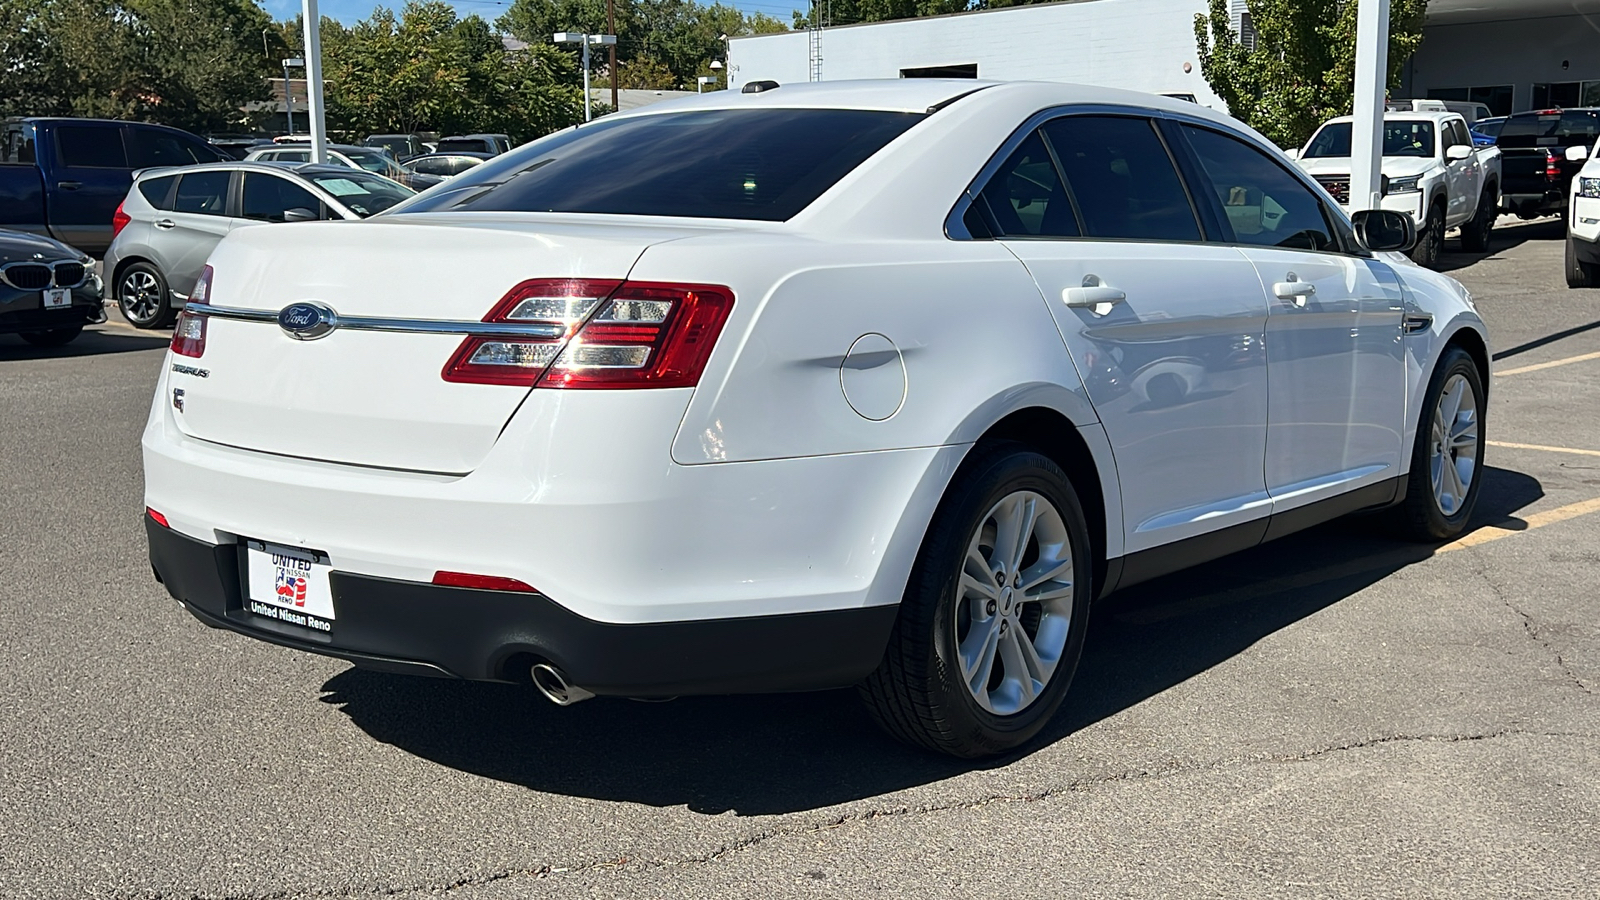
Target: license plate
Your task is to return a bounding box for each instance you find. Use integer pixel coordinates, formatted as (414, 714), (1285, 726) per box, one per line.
(43, 287), (70, 309)
(245, 541), (334, 633)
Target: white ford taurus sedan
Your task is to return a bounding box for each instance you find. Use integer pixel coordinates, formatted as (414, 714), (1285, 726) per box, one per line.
(144, 80), (1488, 757)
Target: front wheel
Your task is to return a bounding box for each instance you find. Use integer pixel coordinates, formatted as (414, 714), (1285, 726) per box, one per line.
(1389, 347), (1486, 542)
(1566, 234), (1599, 288)
(858, 443), (1092, 758)
(1408, 203), (1445, 268)
(1459, 187), (1496, 252)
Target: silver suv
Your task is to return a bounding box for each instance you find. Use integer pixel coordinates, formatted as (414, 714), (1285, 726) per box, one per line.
(104, 161), (414, 328)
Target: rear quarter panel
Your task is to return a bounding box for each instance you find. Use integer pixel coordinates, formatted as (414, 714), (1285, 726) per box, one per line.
(636, 233), (1097, 465)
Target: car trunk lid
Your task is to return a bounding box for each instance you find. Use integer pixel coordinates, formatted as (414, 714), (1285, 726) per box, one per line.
(171, 215), (714, 472)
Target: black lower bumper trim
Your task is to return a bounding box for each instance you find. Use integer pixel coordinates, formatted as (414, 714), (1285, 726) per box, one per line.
(146, 515), (898, 696)
(1573, 235), (1600, 266)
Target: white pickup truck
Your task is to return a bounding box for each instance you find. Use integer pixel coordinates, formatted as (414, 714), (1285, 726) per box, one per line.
(1293, 111), (1501, 268)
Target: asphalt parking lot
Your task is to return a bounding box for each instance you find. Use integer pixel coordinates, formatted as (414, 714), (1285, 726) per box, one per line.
(3, 218), (1597, 899)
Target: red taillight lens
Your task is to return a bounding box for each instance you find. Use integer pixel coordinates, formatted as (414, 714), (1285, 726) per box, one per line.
(170, 264), (211, 357)
(1546, 149), (1562, 180)
(112, 201), (131, 239)
(431, 571), (538, 593)
(442, 279), (734, 390)
(145, 507), (169, 528)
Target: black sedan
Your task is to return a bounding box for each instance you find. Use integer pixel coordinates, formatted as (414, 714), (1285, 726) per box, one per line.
(0, 230), (105, 347)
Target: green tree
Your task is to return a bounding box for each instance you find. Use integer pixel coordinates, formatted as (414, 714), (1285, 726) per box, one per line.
(0, 0), (274, 131)
(1194, 0), (1428, 149)
(792, 0), (968, 28)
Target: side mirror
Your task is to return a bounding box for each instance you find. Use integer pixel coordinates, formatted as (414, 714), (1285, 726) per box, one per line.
(1351, 209), (1417, 253)
(1445, 144), (1472, 161)
(1283, 147), (1301, 161)
(282, 207), (318, 222)
(1567, 145), (1590, 163)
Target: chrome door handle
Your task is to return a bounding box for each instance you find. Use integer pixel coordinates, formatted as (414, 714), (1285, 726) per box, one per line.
(1063, 285), (1127, 311)
(153, 219), (176, 230)
(1273, 278), (1315, 306)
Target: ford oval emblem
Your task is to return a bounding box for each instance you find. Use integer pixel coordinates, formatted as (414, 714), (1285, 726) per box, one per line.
(277, 302), (337, 341)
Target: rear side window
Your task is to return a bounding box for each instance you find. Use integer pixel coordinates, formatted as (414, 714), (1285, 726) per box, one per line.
(241, 173), (325, 222)
(127, 128), (211, 167)
(138, 174), (178, 210)
(405, 109), (926, 221)
(1180, 125), (1338, 252)
(173, 171), (230, 215)
(2, 124), (38, 164)
(1040, 116), (1201, 242)
(971, 131), (1078, 237)
(57, 125), (128, 168)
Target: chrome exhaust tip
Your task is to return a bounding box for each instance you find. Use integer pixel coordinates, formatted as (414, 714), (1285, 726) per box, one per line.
(531, 663), (594, 706)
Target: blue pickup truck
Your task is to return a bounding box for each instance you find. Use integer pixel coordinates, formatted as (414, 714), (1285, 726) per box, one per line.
(1, 117), (224, 256)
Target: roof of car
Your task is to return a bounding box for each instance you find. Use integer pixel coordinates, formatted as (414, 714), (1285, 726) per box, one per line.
(256, 142), (377, 153)
(408, 150), (496, 159)
(132, 160), (376, 180)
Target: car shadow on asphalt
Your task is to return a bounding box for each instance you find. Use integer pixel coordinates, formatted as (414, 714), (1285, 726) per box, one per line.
(0, 327), (169, 361)
(1436, 217), (1564, 273)
(319, 465), (1543, 817)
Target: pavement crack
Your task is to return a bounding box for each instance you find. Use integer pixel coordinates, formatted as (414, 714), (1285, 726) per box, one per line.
(1465, 545), (1594, 695)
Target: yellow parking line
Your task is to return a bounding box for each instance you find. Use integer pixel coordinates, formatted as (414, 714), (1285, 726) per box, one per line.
(1437, 495), (1600, 553)
(1487, 440), (1600, 458)
(1495, 350), (1600, 377)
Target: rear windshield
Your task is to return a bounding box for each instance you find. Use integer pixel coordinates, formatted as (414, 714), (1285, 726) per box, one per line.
(1497, 110), (1600, 148)
(1303, 121), (1435, 158)
(307, 171), (415, 217)
(399, 109), (926, 221)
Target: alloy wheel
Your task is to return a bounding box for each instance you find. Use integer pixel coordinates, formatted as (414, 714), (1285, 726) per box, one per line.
(954, 490), (1075, 715)
(1429, 372), (1479, 516)
(119, 270), (163, 323)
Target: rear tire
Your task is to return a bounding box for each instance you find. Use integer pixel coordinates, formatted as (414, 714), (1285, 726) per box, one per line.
(1389, 346), (1485, 542)
(1566, 234), (1599, 288)
(858, 442), (1092, 758)
(1408, 201), (1445, 268)
(116, 261), (177, 329)
(20, 327), (83, 347)
(1459, 187), (1496, 252)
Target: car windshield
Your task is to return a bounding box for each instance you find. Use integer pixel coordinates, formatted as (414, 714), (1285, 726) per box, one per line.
(1497, 110), (1600, 148)
(307, 171), (415, 217)
(344, 149), (404, 178)
(1303, 121), (1436, 158)
(398, 109), (927, 221)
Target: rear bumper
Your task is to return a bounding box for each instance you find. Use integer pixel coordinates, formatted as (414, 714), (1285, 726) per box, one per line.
(1503, 191), (1563, 216)
(147, 514), (898, 694)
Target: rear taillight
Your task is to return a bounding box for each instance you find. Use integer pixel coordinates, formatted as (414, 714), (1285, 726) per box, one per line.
(442, 279), (734, 389)
(170, 265), (211, 358)
(111, 202), (131, 239)
(145, 508), (169, 528)
(1546, 149), (1562, 181)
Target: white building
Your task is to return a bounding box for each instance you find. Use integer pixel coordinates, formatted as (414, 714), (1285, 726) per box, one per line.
(727, 0), (1600, 119)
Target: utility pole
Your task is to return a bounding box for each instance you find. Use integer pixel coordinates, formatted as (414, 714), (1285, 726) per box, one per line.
(302, 0), (329, 164)
(608, 0), (618, 111)
(1350, 0), (1391, 212)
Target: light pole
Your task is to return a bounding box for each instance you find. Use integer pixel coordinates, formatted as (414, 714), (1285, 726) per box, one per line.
(696, 75), (716, 93)
(281, 57), (304, 135)
(302, 0), (329, 164)
(554, 32), (618, 122)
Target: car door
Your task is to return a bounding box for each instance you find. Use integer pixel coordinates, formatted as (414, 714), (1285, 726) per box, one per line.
(1442, 120), (1476, 220)
(1173, 123), (1406, 522)
(161, 169), (236, 299)
(982, 114), (1273, 560)
(239, 171), (332, 224)
(46, 122), (131, 250)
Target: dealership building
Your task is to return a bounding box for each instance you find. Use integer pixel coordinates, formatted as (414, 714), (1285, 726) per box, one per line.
(727, 0), (1600, 119)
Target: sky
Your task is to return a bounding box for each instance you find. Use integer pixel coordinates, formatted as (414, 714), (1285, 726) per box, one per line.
(259, 0), (809, 27)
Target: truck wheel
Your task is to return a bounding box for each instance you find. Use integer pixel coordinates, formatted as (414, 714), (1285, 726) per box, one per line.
(1408, 202), (1445, 268)
(1388, 346), (1485, 542)
(1567, 234), (1599, 288)
(858, 442), (1092, 758)
(1459, 187), (1496, 252)
(116, 262), (177, 329)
